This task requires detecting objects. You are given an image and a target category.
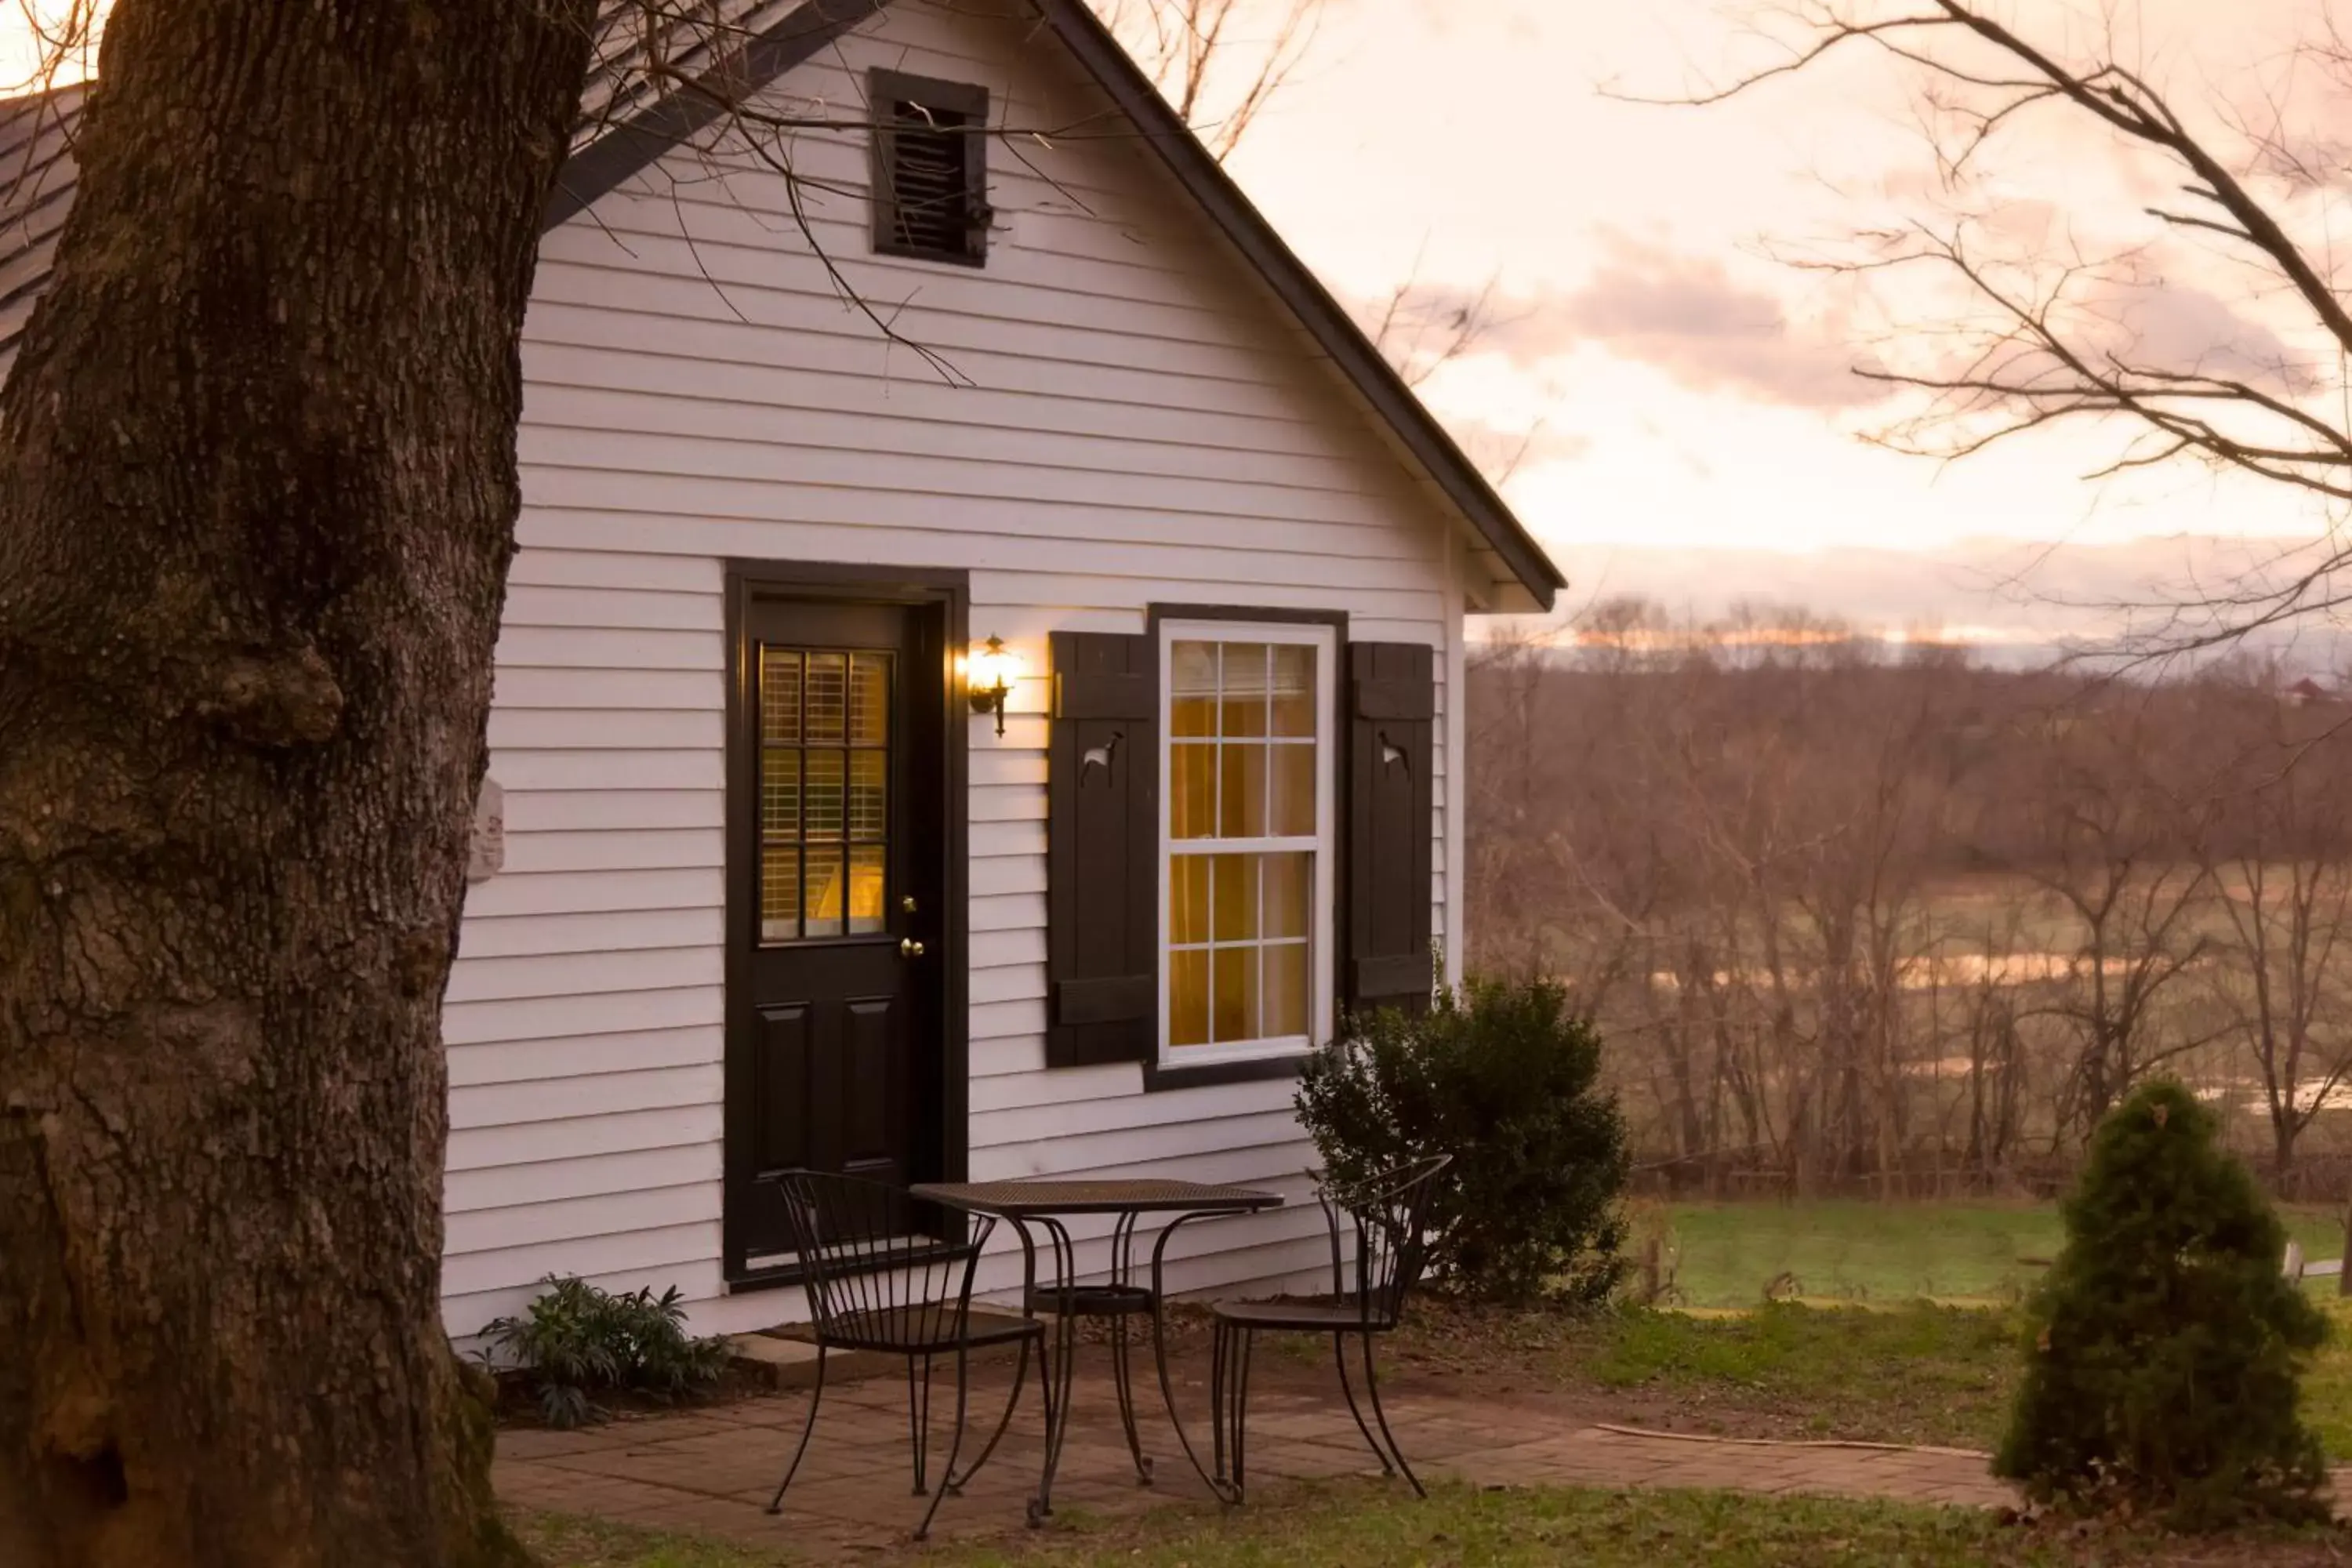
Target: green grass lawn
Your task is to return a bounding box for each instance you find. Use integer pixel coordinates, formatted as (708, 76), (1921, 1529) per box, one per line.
(1587, 1301), (2018, 1448)
(1657, 1200), (2347, 1308)
(1388, 1294), (2352, 1457)
(514, 1482), (2350, 1566)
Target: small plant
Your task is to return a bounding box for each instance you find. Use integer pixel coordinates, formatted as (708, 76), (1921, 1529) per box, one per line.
(1620, 1199), (1682, 1307)
(1295, 976), (1628, 1305)
(478, 1276), (732, 1428)
(1994, 1080), (2329, 1529)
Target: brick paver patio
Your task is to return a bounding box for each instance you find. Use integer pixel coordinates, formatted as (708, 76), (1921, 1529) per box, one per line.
(495, 1341), (2020, 1557)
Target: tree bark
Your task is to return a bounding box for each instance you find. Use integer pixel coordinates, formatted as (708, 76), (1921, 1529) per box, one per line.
(0, 2), (596, 1563)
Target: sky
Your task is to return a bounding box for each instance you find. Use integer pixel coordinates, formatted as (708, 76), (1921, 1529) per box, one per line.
(1209, 0), (2352, 658)
(11, 0), (2352, 659)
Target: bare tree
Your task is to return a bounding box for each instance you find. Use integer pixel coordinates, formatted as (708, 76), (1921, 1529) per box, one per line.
(1672, 1), (2352, 650)
(1468, 596), (2352, 1194)
(2192, 674), (2352, 1180)
(1997, 702), (2220, 1136)
(1091, 0), (1322, 161)
(0, 0), (599, 1558)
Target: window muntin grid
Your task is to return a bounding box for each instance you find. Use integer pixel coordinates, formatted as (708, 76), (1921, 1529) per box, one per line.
(760, 648), (891, 942)
(1163, 634), (1327, 1057)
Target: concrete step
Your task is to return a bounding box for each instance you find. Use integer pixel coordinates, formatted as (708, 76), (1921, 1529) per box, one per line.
(728, 1306), (1039, 1390)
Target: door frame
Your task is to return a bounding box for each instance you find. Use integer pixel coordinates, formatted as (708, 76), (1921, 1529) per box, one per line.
(721, 561), (971, 1289)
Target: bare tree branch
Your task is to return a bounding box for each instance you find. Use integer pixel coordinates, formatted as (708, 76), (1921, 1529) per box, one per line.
(1657, 0), (2352, 656)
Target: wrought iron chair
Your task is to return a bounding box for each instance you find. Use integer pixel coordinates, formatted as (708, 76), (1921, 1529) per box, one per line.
(761, 1170), (1047, 1539)
(1203, 1154), (1452, 1503)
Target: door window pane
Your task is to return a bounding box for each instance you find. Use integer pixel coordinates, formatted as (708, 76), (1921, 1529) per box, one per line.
(848, 845), (887, 935)
(848, 653), (890, 745)
(804, 750), (845, 842)
(804, 844), (844, 938)
(759, 644), (892, 943)
(849, 751), (888, 840)
(761, 650), (803, 743)
(806, 654), (847, 744)
(762, 750), (800, 836)
(762, 845), (802, 942)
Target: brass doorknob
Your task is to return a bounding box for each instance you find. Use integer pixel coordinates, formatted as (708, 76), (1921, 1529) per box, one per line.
(901, 938), (926, 959)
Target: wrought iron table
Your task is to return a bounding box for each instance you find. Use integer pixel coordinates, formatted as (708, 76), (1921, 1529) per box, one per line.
(909, 1178), (1283, 1521)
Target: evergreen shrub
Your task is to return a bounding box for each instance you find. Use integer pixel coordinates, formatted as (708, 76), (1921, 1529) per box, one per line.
(1994, 1079), (2329, 1527)
(1294, 977), (1628, 1304)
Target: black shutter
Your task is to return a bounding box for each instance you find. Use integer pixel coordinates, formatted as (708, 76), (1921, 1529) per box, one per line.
(1047, 630), (1159, 1067)
(1344, 642), (1436, 1014)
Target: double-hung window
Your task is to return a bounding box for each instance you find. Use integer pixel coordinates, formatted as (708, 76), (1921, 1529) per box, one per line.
(1158, 621), (1336, 1065)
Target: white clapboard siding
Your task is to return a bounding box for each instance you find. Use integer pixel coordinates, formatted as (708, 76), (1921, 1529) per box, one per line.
(441, 0), (1484, 1330)
(448, 1024), (719, 1088)
(448, 1103), (723, 1174)
(456, 907), (720, 960)
(445, 1142), (721, 1214)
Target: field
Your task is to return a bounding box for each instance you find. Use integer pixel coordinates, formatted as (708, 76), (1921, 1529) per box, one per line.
(516, 1484), (2352, 1567)
(1650, 1199), (2348, 1308)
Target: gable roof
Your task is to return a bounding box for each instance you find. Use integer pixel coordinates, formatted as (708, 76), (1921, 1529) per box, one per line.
(0, 1), (1562, 609)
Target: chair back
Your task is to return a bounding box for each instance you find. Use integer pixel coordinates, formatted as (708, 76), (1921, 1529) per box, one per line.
(1321, 1154), (1453, 1329)
(766, 1170), (995, 1345)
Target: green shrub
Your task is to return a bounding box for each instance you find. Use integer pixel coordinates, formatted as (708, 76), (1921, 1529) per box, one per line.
(1994, 1080), (2329, 1528)
(1294, 977), (1628, 1305)
(479, 1275), (732, 1428)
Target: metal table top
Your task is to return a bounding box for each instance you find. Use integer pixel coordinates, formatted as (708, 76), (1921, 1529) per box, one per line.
(909, 1178), (1284, 1218)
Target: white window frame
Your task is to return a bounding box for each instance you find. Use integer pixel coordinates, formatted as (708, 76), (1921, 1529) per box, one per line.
(1156, 619), (1338, 1069)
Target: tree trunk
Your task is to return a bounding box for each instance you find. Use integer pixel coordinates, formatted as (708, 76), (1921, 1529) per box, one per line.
(0, 2), (597, 1562)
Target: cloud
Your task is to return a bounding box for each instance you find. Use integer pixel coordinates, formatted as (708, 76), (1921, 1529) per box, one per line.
(1547, 241), (1890, 409)
(2082, 278), (2311, 394)
(1363, 238), (1892, 412)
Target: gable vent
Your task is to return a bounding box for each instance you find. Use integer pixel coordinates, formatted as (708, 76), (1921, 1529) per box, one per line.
(871, 71), (989, 267)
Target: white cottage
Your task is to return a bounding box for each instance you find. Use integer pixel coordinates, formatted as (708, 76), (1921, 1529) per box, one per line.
(0, 0), (1562, 1338)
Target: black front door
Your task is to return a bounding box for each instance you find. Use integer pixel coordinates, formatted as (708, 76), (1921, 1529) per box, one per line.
(728, 586), (950, 1265)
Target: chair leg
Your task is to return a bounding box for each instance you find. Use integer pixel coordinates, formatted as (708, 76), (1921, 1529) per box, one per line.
(1109, 1313), (1153, 1484)
(1208, 1319), (1231, 1490)
(1231, 1327), (1255, 1504)
(1152, 1287), (1227, 1505)
(1334, 1331), (1395, 1475)
(766, 1345), (827, 1515)
(917, 1338), (978, 1540)
(907, 1353), (935, 1497)
(1359, 1333), (1423, 1499)
(946, 1330), (1034, 1494)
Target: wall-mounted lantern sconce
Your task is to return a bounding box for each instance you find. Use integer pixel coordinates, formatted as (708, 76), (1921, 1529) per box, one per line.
(967, 636), (1025, 737)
